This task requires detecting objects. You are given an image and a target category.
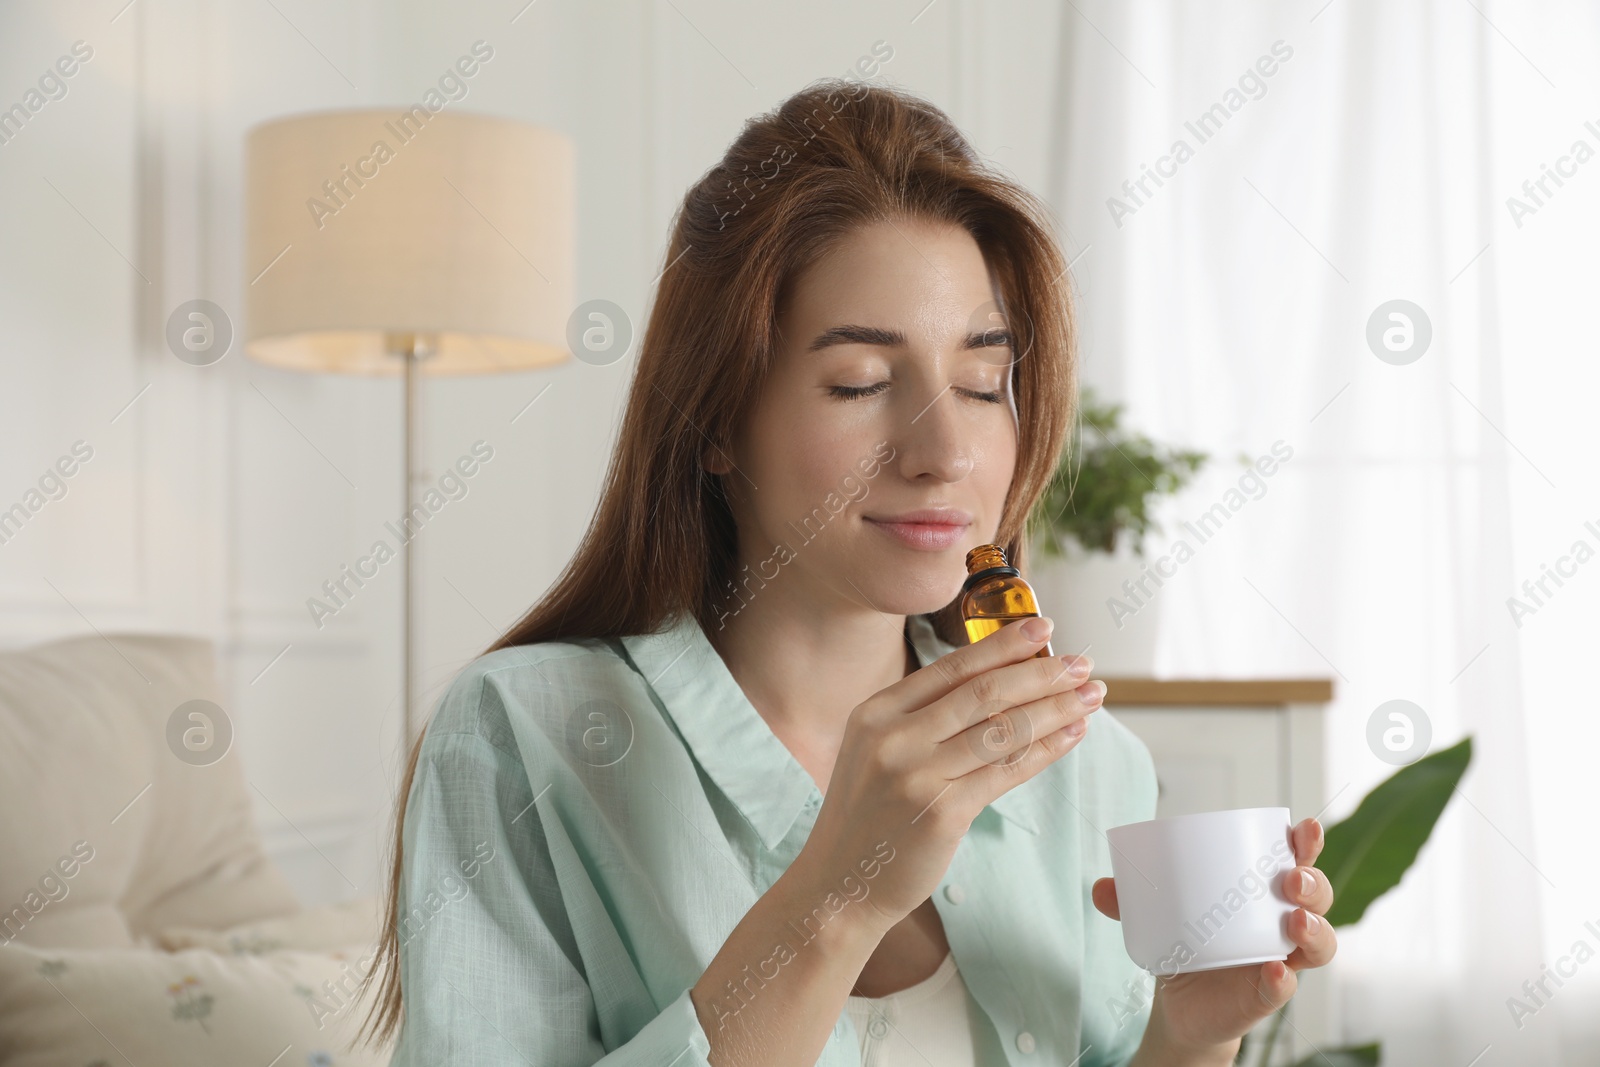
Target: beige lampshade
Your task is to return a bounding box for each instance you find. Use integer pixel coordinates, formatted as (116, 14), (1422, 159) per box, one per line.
(244, 108), (574, 374)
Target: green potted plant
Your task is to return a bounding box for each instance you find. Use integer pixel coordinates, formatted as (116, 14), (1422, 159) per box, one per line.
(1023, 386), (1209, 671)
(1241, 737), (1474, 1066)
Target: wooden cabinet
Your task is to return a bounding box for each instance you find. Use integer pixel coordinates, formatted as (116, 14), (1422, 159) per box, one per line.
(1103, 678), (1336, 1065)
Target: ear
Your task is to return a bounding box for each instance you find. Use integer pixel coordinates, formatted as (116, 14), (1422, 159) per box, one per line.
(701, 443), (733, 476)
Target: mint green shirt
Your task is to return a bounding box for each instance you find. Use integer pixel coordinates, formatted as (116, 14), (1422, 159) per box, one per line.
(391, 611), (1159, 1066)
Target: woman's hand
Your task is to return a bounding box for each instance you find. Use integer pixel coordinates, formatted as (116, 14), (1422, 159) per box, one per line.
(1093, 817), (1338, 1064)
(791, 615), (1105, 938)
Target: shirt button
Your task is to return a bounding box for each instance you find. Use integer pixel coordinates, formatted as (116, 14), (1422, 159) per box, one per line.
(868, 1016), (889, 1039)
(944, 883), (966, 904)
(1016, 1031), (1036, 1053)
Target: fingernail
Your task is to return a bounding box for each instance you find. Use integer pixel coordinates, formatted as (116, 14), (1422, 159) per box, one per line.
(1021, 616), (1053, 642)
(1062, 655), (1089, 678)
(1080, 680), (1105, 704)
(1299, 870), (1315, 898)
(1305, 911), (1321, 931)
(1065, 718), (1087, 737)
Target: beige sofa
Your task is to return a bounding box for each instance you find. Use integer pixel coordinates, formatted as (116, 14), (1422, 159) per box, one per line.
(0, 633), (391, 1066)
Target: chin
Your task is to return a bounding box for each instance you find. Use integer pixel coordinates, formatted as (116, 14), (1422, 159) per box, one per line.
(849, 547), (967, 617)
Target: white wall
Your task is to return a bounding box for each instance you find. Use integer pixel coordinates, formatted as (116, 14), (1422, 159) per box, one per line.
(0, 0), (1068, 905)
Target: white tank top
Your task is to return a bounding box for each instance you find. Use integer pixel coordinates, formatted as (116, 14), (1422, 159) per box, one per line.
(844, 951), (978, 1065)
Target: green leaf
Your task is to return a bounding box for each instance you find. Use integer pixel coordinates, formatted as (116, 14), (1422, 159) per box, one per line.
(1319, 737), (1472, 926)
(1286, 1042), (1380, 1067)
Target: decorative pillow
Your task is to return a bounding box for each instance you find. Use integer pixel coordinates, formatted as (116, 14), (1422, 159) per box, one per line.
(0, 942), (391, 1067)
(157, 895), (381, 955)
(0, 634), (299, 949)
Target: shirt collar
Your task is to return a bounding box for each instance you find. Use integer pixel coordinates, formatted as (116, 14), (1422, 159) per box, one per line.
(619, 612), (1037, 852)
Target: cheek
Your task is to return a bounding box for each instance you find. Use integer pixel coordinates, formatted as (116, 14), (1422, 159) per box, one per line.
(970, 415), (1018, 499)
(787, 427), (875, 505)
(741, 399), (877, 518)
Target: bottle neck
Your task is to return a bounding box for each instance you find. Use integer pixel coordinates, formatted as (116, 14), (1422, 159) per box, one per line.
(965, 544), (1009, 573)
(962, 564), (1019, 591)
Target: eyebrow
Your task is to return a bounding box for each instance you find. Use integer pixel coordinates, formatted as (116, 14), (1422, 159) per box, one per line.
(805, 323), (1013, 352)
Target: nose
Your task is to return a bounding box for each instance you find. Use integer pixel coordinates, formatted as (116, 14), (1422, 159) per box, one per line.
(892, 384), (975, 483)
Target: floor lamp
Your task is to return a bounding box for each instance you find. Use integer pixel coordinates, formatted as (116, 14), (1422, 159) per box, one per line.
(242, 108), (574, 747)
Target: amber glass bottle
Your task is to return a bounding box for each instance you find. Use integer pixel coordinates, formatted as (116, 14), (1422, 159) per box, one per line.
(960, 544), (1053, 658)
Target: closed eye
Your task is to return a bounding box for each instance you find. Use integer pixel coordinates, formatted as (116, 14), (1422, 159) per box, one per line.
(828, 382), (890, 400)
(828, 382), (1006, 404)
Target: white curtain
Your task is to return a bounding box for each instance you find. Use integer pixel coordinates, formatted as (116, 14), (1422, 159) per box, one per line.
(1045, 1), (1600, 1064)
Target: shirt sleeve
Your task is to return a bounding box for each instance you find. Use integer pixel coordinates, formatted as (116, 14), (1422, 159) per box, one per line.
(387, 706), (715, 1067)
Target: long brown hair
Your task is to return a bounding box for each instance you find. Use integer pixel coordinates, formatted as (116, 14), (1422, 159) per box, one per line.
(358, 75), (1078, 1048)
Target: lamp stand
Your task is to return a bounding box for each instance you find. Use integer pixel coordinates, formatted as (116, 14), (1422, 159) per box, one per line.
(390, 333), (431, 750)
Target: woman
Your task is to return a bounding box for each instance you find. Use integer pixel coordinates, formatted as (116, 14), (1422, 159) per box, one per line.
(360, 78), (1336, 1066)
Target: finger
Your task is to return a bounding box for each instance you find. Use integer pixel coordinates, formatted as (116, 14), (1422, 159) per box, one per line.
(1282, 864), (1333, 915)
(1285, 906), (1338, 970)
(958, 713), (1091, 813)
(936, 679), (1105, 777)
(1091, 877), (1120, 920)
(879, 616), (1065, 716)
(1292, 817), (1324, 866)
(924, 648), (1096, 753)
(1248, 959), (1298, 1017)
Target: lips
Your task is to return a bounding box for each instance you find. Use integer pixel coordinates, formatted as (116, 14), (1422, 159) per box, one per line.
(864, 508), (973, 551)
